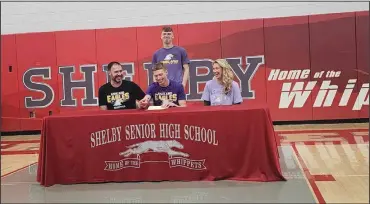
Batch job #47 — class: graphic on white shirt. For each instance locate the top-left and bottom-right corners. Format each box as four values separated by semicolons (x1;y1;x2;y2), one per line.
211;90;231;105
164;54;174;60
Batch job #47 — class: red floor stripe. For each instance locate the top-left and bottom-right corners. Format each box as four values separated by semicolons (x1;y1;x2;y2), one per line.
1;150;39;155
275;128;368;134
1;161;38;178
313;175;336;182
1;143;18;149
1;140;40;144
292;144;326;204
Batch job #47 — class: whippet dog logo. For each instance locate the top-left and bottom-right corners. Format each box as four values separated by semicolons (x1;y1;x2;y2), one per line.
119;140;190;157
104;140;206;171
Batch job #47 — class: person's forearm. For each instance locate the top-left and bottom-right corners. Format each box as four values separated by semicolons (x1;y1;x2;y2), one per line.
143;94;151;101
182;65;189;87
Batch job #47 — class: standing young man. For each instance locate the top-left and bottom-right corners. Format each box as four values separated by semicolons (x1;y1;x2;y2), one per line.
139;62;186;109
152;26;190;88
98;61;146;110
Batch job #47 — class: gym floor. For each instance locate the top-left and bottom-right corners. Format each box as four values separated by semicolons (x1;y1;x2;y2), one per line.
1;122;368;203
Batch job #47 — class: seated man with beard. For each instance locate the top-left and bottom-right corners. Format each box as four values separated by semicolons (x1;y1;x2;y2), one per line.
139;62;186;109
98;61;146;110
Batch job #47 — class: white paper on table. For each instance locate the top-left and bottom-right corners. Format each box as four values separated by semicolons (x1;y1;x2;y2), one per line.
147;106;166;111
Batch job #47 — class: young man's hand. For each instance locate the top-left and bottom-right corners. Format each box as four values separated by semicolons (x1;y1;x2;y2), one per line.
161;100;178;108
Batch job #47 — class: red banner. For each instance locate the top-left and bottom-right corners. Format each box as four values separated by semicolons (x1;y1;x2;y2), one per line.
356;11;370;119
96;27;140;88
1;35;20;131
1;11;368;131
309;12;359;120
55;29;99;113
221;18;266;107
16;32;59;130
264;16;312;121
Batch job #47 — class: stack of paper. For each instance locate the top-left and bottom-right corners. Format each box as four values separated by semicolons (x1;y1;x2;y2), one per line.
147;106;166;111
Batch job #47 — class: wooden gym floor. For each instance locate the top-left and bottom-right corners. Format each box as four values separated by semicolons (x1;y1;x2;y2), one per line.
1;122;369;203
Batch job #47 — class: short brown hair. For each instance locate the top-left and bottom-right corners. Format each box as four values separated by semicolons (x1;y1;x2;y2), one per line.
162;26;173;32
152;62;167;71
107;61;121;71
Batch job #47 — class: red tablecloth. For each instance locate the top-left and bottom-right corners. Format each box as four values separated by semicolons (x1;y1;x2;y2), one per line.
37;104;286;187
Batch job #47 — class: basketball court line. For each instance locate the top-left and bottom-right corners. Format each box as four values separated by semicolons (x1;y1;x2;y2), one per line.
2;182;37;185
278;127;368;203
274;124;369;131
276;128;369;133
1;143;19;149
1;139;40;177
291;144;323;203
1;140;40;144
1;140;40;155
1;150;39;155
1;161;38;178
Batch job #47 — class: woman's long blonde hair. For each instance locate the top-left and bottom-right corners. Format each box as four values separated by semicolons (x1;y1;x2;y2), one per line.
213;59;234;95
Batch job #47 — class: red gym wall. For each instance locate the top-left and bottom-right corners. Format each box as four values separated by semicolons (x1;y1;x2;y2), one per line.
1;11;369;132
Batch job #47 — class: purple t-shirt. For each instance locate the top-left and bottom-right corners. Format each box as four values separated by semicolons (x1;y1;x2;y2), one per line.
201;79;243;106
146;80;186;106
152;46;190;84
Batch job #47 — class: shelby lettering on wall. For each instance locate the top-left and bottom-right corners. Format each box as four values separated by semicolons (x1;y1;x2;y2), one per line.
22;56;264;106
22;55;368;111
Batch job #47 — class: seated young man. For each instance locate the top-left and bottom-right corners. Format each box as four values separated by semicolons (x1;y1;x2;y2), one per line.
201;59;243;106
139;62;186;109
98;61;146;110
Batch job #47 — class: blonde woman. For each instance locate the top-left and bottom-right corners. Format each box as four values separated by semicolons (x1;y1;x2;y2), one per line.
201;59;243;106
